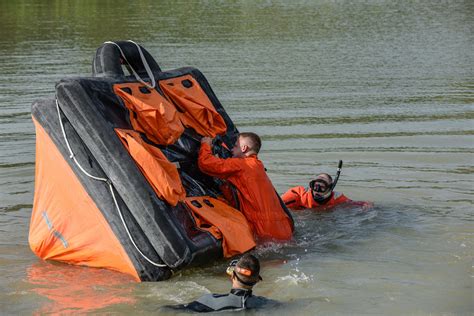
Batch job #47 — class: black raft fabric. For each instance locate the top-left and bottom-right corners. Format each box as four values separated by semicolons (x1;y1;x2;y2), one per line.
51;68;239;278
46;71;235;280
56;80;191;268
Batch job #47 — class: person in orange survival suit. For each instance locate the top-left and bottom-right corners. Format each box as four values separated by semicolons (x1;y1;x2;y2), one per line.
282;172;372;211
198;132;294;241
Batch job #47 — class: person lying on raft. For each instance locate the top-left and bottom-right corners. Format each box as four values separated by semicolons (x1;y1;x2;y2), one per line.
164;254;277;313
282;172;372;211
198;132;293;241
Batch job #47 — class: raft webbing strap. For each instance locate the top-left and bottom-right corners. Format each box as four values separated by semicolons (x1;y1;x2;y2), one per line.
42;211;69;248
55;99;167;268
104;40;156;89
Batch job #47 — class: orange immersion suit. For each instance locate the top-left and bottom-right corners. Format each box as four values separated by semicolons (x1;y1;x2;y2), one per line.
281;186;351;211
198;143;293;241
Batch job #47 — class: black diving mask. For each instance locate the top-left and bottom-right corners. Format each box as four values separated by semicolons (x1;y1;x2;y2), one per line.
309;161;343;204
311;180;329;193
309;179;332;203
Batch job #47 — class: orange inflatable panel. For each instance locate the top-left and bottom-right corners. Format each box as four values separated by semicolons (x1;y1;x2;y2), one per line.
185;196;256;257
115;128;186;206
30;119;139;280
160;75;227;137
114;83;184;145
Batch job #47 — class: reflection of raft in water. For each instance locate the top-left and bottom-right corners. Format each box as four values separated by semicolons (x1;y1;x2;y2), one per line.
29;41;292;281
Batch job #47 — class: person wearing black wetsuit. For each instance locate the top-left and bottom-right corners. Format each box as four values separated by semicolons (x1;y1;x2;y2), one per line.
164;254;277;313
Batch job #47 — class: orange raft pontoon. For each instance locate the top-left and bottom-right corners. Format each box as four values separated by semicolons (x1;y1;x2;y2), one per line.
29;40;293;281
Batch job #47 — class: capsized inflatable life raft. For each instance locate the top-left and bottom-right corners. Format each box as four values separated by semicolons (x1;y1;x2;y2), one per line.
29;40;293;281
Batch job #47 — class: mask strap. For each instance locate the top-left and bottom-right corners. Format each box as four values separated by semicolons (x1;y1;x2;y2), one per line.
233;271;258;287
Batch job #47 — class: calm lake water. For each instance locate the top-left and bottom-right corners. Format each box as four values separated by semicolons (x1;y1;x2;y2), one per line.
0;0;472;314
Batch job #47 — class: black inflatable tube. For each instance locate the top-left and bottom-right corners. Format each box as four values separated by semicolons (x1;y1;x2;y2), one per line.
93;41;161;78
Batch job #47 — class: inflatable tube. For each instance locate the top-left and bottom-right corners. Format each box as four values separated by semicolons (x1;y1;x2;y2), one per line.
29;41;292;281
93;40;161;79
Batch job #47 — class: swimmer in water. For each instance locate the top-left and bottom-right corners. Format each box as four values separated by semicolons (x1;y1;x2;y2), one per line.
164;254;278;312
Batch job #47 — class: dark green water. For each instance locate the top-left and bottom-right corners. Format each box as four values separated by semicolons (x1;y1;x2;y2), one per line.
0;0;472;314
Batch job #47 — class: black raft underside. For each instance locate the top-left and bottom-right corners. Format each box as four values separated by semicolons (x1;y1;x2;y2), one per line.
32;67;241;281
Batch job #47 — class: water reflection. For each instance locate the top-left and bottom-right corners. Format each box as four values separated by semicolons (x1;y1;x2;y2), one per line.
27;261;136;314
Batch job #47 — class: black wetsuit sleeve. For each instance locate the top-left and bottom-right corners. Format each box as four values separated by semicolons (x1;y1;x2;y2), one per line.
245;296;281;309
163;292;249;313
163;301;214;313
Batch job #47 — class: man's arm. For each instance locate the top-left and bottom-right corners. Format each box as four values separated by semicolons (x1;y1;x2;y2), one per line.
281;187;304;210
335;193;374;209
162;300;214;313
198;141;242;179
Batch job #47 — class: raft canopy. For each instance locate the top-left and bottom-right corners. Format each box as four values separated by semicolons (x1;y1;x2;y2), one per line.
29;40;261;281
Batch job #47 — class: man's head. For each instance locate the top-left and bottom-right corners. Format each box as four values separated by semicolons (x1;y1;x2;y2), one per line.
309;173;334;203
227;254;262;289
231;132;262;158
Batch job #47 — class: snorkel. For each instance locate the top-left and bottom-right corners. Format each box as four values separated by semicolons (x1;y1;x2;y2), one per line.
331;160;343;192
310;160;343;204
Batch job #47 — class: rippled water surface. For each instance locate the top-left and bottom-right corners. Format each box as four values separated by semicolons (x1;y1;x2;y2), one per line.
0;0;472;314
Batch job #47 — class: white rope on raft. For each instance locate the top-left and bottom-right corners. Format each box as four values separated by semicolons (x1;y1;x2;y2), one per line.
55;99;167;268
103;40;156;89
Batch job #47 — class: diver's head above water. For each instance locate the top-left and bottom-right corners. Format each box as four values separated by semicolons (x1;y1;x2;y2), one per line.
309;173;334;204
226;254;262;289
